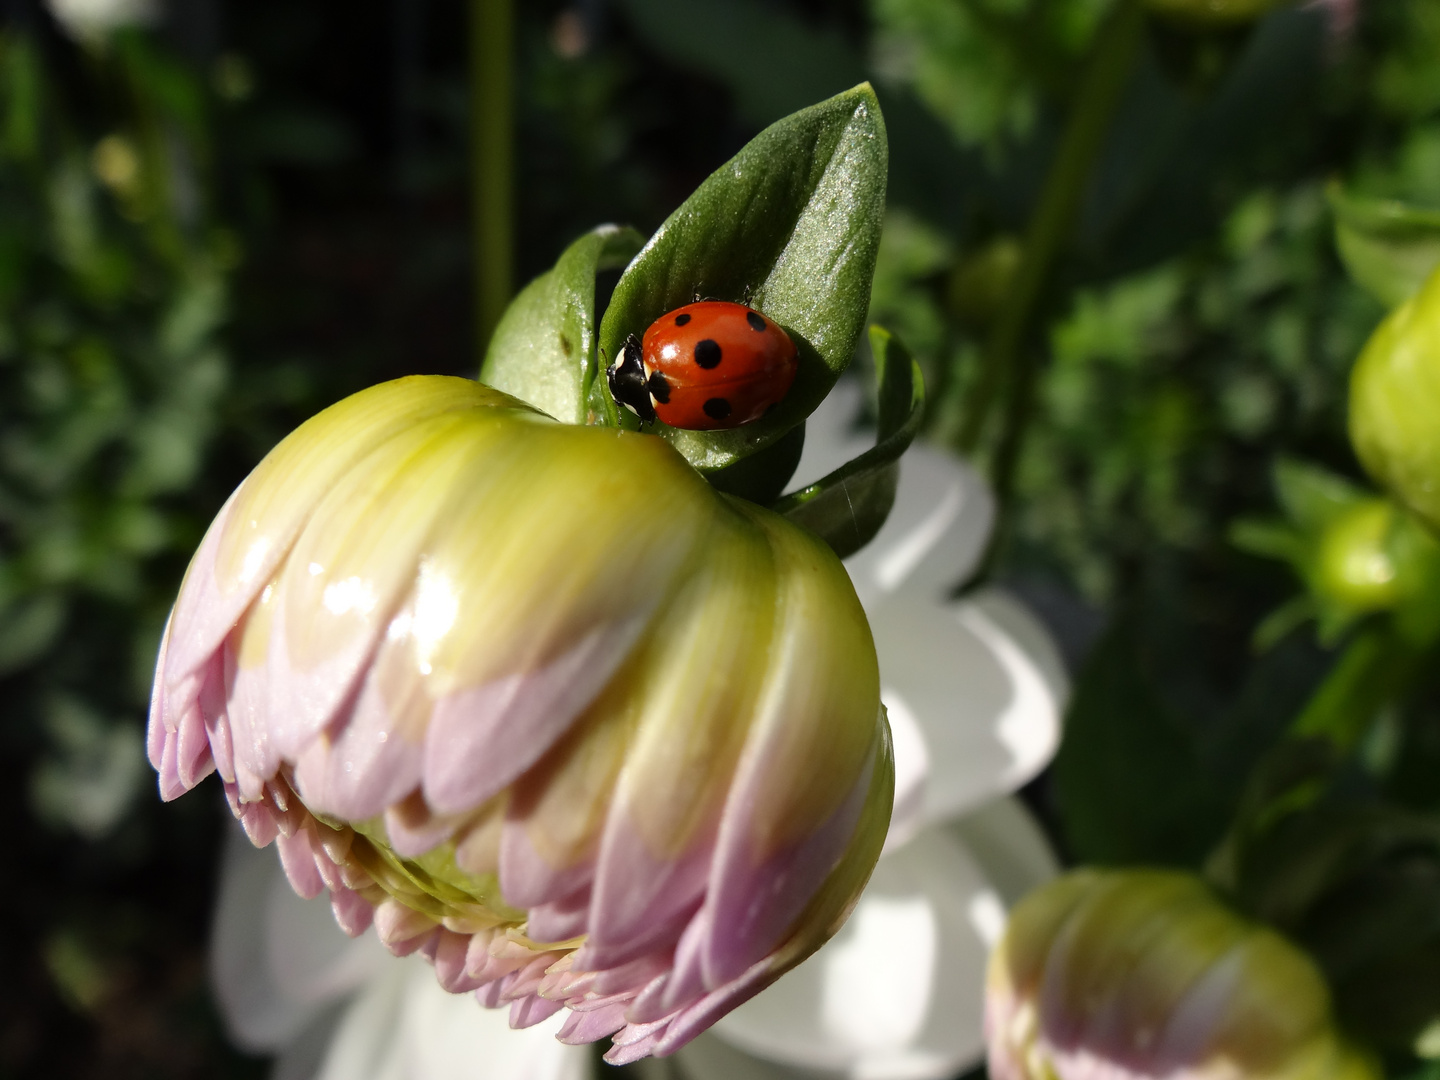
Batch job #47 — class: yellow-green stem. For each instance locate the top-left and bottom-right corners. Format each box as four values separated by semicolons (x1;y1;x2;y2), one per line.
471;0;513;358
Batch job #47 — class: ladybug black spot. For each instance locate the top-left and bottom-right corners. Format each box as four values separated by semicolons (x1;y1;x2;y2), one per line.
675;313;692;326
694;339;722;369
703;397;732;420
746;311;766;332
647;371;672;404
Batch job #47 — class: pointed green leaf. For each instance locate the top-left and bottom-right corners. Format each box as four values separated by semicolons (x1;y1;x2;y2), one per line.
597;84;888;471
771;325;923;558
481;224;645;423
1329;181;1440;310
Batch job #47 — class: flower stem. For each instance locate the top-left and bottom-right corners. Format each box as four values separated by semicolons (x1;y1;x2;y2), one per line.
470;0;514;358
956;0;1144;493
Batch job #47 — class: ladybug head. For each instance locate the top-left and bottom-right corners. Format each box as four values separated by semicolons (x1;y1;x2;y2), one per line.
606;334;657;425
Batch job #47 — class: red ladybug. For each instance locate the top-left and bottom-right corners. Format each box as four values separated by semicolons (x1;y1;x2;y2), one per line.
606;301;798;430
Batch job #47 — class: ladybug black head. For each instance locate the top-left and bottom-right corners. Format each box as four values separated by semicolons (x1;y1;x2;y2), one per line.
606;334;656;425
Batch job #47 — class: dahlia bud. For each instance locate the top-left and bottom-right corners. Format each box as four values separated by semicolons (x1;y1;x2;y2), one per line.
987;871;1378;1080
1351;264;1440;535
149;375;893;1062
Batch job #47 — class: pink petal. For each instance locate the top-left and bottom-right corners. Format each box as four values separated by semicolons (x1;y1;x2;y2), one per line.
699;739;877;988
157;729;186;801
383;790;467;858
329;886;375;937
276;828;325;899
373;898;439;955
584;809;709;969
499;823;594;911
422;617;645;816
146;616;173;768
604;1030;665;1066
557;1001;629;1044
163;494;258;687
526;888;592;945
510;994;566;1029
433;929;485;992
652;954;775;1057
289;665;423;822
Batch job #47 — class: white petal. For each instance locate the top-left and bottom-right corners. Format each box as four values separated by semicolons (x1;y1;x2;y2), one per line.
314;960;590;1080
788;385;995;610
689;800;1059;1080
787;381;870;492
210;822;390;1053
872;587;1067;843
705;827;994;1080
946;796;1061;908
843;449;993;611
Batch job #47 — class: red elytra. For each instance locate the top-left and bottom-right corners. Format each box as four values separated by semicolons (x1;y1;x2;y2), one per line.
635;301;799;430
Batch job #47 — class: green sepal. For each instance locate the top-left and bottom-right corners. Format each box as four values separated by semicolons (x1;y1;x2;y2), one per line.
771;325;923;558
1329;181;1440;311
708;423;806;505
597;83;888;473
480;224;646;424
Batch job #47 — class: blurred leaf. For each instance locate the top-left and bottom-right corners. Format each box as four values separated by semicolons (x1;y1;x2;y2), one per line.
30;696;146;839
598;83;888;473
1273;456;1367;533
1329;181;1440;310
1054;614;1230;864
773;325;924;557
481;224;644;424
1229;798;1440;1051
0;593;65;675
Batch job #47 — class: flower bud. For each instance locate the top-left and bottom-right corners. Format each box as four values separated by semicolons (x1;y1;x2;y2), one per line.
1313;498;1440;626
149;376;893;1062
1351;265;1440;535
987;870;1378;1080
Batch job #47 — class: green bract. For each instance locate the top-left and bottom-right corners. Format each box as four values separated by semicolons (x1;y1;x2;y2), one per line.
480;225;646;425
1329;183;1440;311
1350;264;1440;536
773;326;924;558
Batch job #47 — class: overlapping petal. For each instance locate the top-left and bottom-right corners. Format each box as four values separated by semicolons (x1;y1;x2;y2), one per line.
157;375;892;1059
986;871;1379;1080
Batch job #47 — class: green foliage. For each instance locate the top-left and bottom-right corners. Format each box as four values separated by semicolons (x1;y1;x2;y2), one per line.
0;28;233;836
870;0;1112;154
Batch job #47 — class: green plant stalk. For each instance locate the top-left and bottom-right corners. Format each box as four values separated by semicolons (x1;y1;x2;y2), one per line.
956;0;1144;474
471;0;514;358
1205;624;1435;894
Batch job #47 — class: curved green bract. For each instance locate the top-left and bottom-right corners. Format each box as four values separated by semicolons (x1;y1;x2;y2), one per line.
597;83;889;473
480;224;646;423
772;326;924;558
1329;182;1440;311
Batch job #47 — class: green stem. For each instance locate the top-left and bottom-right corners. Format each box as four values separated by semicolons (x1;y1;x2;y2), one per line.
471;0;514;360
956;0;1144;466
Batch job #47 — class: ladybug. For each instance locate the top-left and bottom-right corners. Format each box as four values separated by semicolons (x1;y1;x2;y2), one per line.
606;300;798;430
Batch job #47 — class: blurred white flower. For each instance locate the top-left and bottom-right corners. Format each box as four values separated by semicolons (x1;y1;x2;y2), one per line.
209;379;1068;1080
45;0;156;41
